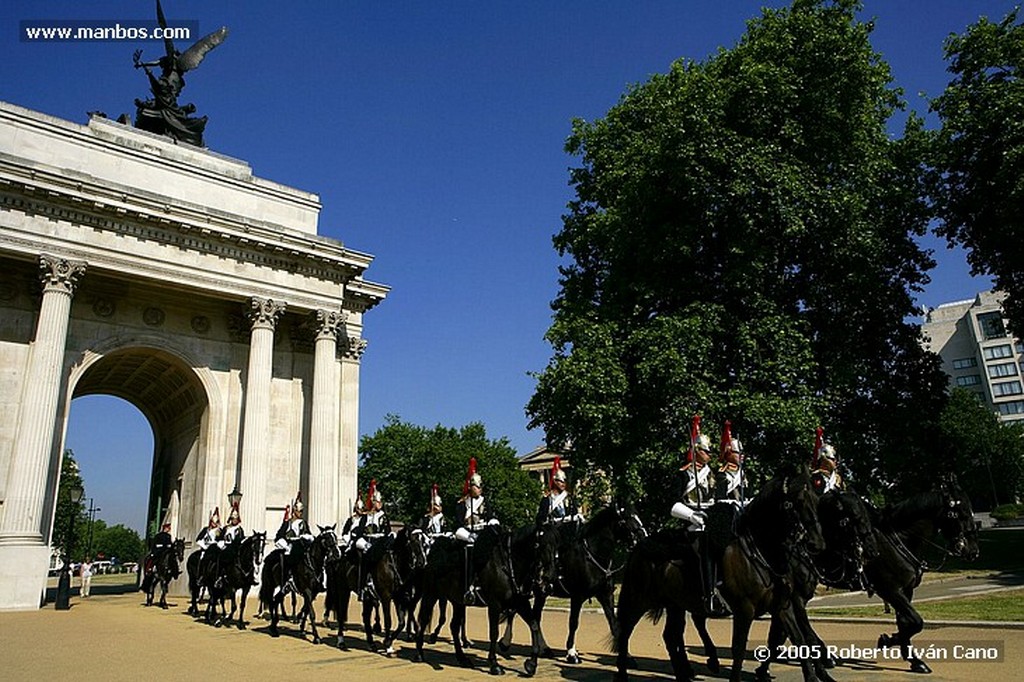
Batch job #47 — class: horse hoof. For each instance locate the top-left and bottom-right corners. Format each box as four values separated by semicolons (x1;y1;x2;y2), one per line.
238;622;246;630
270;630;280;638
428;633;438;645
524;659;537;677
313;636;322;645
878;634;892;648
707;656;721;674
489;664;505;675
910;660;932;674
566;653;580;665
413;652;423;663
754;667;772;682
498;641;511;655
825;654;838;669
462;638;474;648
457;654;472;667
338;641;348;651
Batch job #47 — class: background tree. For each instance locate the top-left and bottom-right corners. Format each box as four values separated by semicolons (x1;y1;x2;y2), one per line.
359;415;539;527
931;8;1024;339
53;449;85;558
528;0;947;520
939;388;1024;510
89;522;146;565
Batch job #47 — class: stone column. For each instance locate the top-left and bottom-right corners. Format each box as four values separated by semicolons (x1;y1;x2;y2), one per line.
0;255;85;610
238;297;285;533
308;309;342;526
338;323;367;525
1;255;86;540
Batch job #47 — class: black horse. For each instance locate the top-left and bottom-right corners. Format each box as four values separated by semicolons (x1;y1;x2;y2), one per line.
755;488;879;680
865;474;979;674
185;548;205;616
614;465;826;682
413;524;557;677
499;501;648;663
259;525;341;643
204;532;266;629
327;527;420;653
142;538;184;608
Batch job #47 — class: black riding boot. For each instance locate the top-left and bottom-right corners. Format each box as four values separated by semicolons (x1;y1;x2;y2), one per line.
463;545;477;605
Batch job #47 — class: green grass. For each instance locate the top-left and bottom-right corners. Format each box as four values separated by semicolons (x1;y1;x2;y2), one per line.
808;587;1024;622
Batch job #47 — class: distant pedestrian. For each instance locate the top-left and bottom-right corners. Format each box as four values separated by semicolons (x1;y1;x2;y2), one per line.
80;557;93;598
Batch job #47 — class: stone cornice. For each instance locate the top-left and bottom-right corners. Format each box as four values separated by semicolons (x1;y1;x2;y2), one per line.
0;170;372;282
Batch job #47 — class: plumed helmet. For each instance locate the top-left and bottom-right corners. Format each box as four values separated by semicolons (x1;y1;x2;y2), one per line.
463;457;481;495
209;507;220;527
470;472;483;487
161;522;171;532
371;488;382;503
820;443;837;461
365;479;378;508
551;455;566;487
696;433;712;452
431;483;442;508
730;438;743;454
353;498;364;513
229;501;241;523
553;468;567;483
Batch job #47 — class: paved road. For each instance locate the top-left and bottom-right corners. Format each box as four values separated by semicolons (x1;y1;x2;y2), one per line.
2;592;1022;681
808;571;1024;609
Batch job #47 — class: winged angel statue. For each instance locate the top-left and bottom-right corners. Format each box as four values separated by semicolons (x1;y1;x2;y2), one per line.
132;0;228;146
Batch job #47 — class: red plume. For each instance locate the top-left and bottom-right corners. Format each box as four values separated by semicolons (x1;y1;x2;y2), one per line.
366;479;377;509
688;414;702;463
431;483;439;505
720;420;732;456
812;426;824;469
463;457;477;496
550;455;561;490
283;504;290;522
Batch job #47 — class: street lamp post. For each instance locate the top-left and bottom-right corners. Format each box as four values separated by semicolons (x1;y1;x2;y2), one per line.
86;498;101;559
228;486;242;517
55;483;84;610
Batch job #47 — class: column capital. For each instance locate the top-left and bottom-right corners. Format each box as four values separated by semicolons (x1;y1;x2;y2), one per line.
38;254;87;296
246;297;286;330
314;309;345;342
343;336;368;360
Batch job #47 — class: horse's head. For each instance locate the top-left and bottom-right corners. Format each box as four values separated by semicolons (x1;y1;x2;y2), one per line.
610;499;648;547
173;538;185;562
316;525;342;563
531;525;559;596
820;491;878;565
405;528;430;571
779;466;825;555
249;531;267;567
938;474;979;561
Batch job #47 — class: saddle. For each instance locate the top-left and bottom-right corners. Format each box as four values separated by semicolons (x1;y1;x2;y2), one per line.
706;502;740;554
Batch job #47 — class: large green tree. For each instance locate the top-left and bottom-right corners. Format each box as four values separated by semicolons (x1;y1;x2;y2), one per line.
939;388;1024;510
88;521;145;564
528;0;946;519
931;8;1024;338
358;415;539;527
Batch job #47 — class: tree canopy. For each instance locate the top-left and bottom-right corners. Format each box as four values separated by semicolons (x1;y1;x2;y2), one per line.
358;415;540;527
528;0;948;517
931;8;1024;339
53;450;85;556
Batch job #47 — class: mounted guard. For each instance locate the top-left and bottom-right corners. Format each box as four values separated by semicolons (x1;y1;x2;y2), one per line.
195;507;222;583
274;491;320;593
352;479;391;601
454;457;499;604
419;483;447;538
716;420;747;503
536;455;582;526
810;426;844;494
341;498;365;547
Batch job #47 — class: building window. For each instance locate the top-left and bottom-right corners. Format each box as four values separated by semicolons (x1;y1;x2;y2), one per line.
984;344;1013;360
952;357;978;370
996;400;1024;416
988;362;1019;378
978;312;1008;340
956;375;982;386
992;380;1023;397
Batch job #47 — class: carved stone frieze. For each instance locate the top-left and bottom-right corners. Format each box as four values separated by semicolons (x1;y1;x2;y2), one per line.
190;315;211;333
142;306;165;326
92;298;115;317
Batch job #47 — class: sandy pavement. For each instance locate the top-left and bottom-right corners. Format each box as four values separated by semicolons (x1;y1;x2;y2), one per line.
2;592;1021;681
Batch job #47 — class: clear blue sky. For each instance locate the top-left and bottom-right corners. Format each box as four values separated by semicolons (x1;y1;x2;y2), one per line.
2;1;1008;533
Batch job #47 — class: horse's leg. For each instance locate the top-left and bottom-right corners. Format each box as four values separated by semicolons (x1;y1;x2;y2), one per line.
663;605;695;682
487;604;505;675
431;597;447;644
269;590;283;637
498;605;515;653
691;613;721;674
794;596;837;681
381;598;396;655
238;586;249;629
754;614;787;682
305;590;322;645
513;596;541;678
452;603;471;667
613;583;644;682
881;592;929;674
728;606;756;682
362;595;376;647
532;592;553;658
775;604;822;682
413;592;436;663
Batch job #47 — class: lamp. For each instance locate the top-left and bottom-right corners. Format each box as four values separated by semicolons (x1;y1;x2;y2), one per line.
55;484;84;610
228;486;242;508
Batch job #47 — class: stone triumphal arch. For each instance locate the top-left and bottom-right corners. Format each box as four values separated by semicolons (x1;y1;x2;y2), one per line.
0;102;388;609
